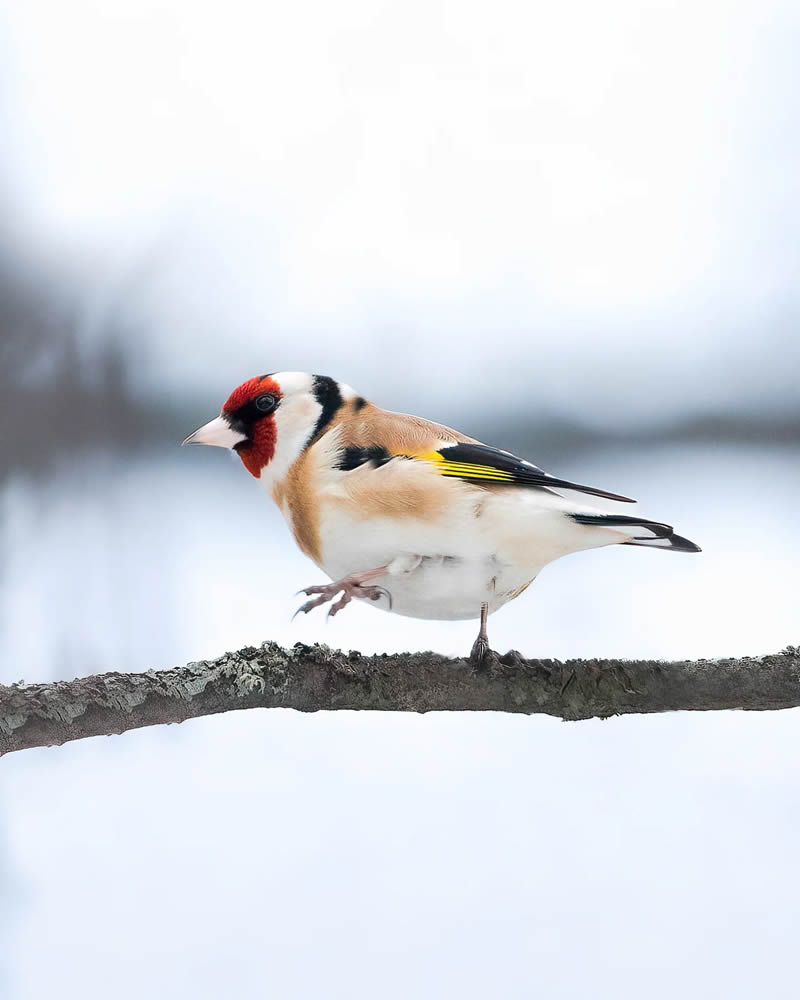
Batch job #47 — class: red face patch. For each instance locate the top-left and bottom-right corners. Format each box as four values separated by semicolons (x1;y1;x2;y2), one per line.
238;420;277;478
222;375;283;478
222;375;282;412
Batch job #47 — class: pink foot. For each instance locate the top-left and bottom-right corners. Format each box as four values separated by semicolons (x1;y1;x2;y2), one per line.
293;571;391;619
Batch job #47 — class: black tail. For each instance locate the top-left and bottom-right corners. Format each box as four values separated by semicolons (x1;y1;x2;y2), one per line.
569;513;702;552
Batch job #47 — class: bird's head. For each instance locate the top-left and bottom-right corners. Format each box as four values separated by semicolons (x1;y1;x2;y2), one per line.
182;372;349;478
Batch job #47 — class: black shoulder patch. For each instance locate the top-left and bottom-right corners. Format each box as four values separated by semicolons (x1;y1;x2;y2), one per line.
352;396;368;411
308;375;344;444
336;445;393;471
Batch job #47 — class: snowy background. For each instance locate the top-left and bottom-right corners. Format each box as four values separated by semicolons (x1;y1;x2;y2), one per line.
1;1;798;996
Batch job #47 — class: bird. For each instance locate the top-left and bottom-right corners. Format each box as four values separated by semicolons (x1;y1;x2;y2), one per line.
183;371;700;665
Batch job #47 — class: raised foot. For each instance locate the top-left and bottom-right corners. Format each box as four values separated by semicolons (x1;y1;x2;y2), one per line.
293;575;391;619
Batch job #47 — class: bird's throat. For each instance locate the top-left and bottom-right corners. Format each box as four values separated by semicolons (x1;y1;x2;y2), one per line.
236;417;277;477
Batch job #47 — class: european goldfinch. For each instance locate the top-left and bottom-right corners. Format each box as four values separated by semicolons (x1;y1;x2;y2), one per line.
184;372;700;663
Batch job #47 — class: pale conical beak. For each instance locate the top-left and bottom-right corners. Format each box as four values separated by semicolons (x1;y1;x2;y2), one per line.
182;415;247;449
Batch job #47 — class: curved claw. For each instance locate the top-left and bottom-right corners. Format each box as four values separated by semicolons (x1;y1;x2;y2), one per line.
372;586;393;610
292;592;336;620
294;585;332;598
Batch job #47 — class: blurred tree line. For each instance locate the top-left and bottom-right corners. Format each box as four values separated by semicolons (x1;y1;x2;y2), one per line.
2;225;798;487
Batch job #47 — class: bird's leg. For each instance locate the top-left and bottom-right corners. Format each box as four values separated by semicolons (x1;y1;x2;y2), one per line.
470;602;491;670
294;566;391;619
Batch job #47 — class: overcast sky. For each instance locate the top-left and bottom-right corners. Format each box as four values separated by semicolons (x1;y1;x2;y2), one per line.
1;0;798;427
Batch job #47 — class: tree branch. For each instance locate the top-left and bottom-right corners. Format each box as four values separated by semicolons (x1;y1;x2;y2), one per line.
1;642;799;756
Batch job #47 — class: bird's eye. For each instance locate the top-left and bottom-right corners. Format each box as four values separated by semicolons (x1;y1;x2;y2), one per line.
255;393;277;413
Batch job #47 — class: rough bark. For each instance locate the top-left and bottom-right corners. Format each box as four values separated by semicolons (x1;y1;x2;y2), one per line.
1;642;799;756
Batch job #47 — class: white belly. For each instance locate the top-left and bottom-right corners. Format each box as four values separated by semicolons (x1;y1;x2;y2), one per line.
287;473;624;622
313;499;539;620
354;555;535;621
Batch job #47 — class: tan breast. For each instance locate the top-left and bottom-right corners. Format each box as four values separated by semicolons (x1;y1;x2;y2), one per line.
271;447;324;564
271;398;480;565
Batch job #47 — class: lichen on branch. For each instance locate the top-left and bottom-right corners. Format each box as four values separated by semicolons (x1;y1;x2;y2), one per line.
1;643;799;756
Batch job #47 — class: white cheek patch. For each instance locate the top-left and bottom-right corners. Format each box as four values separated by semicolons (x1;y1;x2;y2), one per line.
261;395;323;485
293;396;319;425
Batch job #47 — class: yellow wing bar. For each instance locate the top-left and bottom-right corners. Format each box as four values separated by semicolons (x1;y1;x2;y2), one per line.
416;450;515;481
